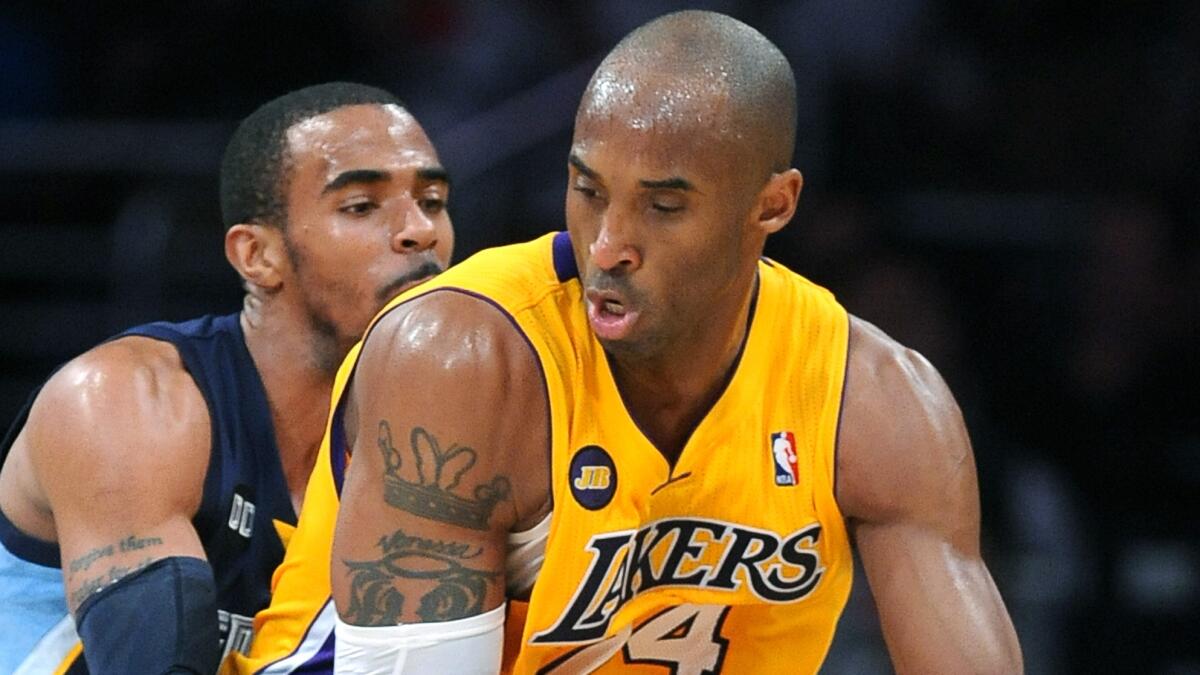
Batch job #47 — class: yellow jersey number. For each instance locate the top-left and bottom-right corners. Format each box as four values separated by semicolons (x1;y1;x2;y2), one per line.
538;604;731;674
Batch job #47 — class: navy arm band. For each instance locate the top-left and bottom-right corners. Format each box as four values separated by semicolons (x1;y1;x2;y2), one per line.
75;556;220;675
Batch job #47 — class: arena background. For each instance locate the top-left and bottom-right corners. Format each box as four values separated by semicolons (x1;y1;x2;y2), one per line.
1;2;1196;673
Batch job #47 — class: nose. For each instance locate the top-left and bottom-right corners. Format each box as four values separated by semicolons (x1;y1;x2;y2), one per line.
390;200;438;253
589;214;641;274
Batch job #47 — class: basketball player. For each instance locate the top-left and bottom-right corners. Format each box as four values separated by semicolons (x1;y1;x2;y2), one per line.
0;82;454;673
327;11;1022;674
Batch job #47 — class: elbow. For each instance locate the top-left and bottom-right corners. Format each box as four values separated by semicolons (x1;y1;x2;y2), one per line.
998;635;1025;675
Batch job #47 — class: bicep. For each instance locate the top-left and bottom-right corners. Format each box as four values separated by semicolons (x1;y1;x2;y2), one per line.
838;318;1021;673
332;417;510;627
25;345;210;612
331;293;549;627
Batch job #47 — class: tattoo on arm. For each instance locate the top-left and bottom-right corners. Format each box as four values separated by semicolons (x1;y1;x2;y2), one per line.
342;529;494;625
65;534;164;611
347;422;511;625
378;421;512;530
66;535;163;575
68;544;116;575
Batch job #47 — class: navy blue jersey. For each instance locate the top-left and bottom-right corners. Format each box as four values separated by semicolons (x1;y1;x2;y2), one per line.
0;313;298;672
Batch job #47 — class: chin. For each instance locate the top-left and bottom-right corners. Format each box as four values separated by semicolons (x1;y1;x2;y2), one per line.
597;331;666;364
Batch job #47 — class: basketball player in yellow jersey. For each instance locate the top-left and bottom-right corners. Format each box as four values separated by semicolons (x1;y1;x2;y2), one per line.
330;10;1023;674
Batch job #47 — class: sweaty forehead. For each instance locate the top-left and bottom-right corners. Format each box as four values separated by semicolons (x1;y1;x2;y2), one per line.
285;104;436;177
573;68;750;184
579;63;737;138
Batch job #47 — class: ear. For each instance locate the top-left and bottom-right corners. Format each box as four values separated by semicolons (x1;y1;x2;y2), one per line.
753;168;803;235
225;224;288;292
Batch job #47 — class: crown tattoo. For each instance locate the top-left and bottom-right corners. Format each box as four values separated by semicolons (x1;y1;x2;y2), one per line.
378;422;511;531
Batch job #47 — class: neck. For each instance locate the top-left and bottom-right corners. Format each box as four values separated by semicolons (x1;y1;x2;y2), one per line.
608;268;759;462
240;296;339;512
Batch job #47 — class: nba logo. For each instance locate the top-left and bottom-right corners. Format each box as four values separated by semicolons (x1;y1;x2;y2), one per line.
770;431;800;486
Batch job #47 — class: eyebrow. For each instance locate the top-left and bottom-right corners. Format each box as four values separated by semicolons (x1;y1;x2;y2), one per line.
638;176;695;191
568;153;598;180
322;169;390;194
569;153;695;192
321;166;451;195
416;166;451;186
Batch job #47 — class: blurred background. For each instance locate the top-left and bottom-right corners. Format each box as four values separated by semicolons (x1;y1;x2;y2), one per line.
0;1;1196;672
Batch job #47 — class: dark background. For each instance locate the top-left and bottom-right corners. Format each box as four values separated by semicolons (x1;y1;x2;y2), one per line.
1;2;1196;673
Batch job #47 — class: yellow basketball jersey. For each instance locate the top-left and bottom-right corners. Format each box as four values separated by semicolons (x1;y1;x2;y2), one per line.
235;230;851;674
226;335;533;674
378;231;854;674
225;255;539;673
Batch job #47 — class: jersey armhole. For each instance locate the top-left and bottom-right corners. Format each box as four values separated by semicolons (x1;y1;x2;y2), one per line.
506;513;550;598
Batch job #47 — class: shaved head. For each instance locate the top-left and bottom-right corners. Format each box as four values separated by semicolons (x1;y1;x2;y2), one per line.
577;10;797;177
565;12;805;368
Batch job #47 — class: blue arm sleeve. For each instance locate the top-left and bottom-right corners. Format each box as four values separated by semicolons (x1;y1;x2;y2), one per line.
75;556;220;675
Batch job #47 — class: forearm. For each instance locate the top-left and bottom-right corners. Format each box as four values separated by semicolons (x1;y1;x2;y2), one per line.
859;525;1023;674
75;556;220;674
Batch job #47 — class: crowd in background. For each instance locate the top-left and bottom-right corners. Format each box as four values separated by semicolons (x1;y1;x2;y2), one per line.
1;2;1196;672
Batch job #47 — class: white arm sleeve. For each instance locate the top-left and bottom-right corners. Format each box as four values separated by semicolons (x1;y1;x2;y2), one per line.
506;513;550;598
334;603;506;675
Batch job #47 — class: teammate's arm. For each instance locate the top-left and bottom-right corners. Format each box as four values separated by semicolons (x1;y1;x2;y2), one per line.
21;337;219;673
836;317;1023;674
331;291;549;672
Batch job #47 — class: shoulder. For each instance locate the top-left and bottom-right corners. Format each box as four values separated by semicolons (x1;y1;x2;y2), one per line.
359;288;545;387
347;289;552;527
25;336;211;512
350;289;550;442
37;336;208;426
835;316;973;525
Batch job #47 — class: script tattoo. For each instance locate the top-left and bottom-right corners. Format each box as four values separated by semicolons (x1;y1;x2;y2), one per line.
377;421;511;530
68;544;116;574
65;534;164;611
342;529;494;625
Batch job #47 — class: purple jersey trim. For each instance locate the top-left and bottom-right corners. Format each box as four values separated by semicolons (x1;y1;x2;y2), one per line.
552;231;578;282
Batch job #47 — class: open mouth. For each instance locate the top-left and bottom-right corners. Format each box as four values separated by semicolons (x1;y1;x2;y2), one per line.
601;298;626;316
585;289;640;341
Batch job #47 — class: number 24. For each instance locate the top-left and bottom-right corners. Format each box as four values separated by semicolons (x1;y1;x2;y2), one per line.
541;604;731;674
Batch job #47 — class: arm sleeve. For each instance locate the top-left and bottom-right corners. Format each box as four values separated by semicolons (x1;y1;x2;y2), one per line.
75;556;220;675
334;603;506;675
506;514;550;599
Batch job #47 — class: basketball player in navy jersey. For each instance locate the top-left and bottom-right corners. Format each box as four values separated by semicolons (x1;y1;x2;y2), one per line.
0;82;455;673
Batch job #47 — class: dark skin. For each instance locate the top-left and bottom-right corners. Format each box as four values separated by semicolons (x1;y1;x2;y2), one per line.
332;75;1021;674
0;103;454;614
331;292;552;625
564;93;790;459
839;318;1020;672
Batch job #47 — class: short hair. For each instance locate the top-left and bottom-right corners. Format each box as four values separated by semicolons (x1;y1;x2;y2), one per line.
219;82;404;230
582;11;796;174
